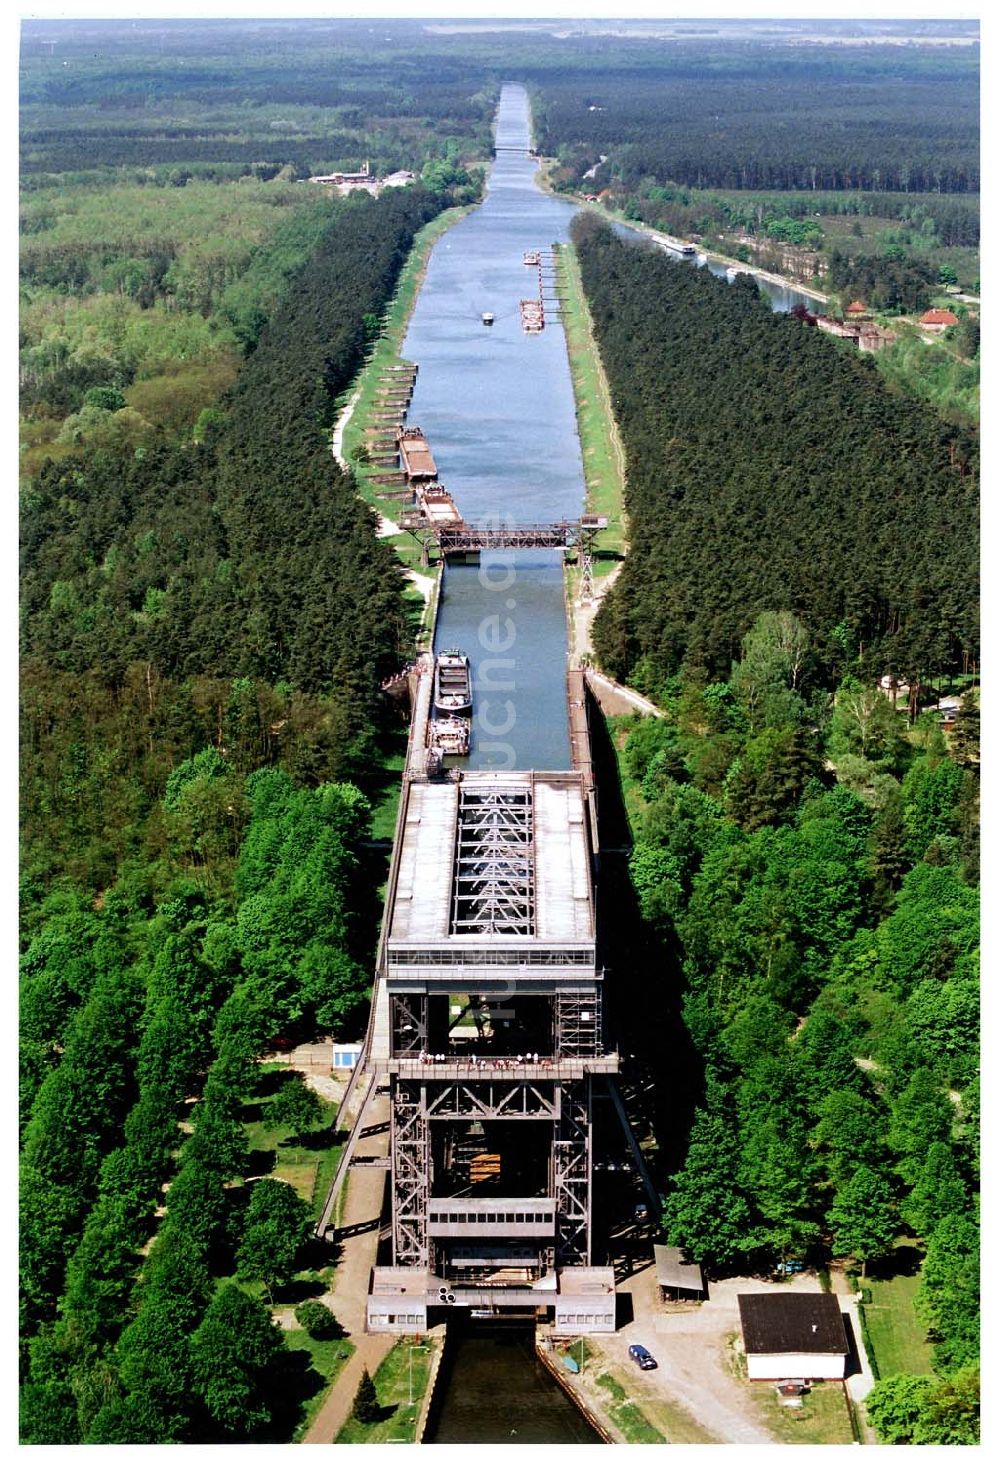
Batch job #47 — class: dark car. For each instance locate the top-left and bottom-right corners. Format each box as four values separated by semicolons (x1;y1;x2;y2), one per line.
632;1201;650;1224
628;1343;658;1371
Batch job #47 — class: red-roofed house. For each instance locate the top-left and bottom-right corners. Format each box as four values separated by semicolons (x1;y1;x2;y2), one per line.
920;308;960;332
845;300;868;320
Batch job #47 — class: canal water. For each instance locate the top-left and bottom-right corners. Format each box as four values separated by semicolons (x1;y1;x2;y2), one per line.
403;83;581;772
425;1325;602;1444
403;84;811;773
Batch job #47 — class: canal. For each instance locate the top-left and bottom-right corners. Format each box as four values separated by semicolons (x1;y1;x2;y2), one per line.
402;85;601;1439
395;84;810;1435
426;1323;602;1445
403;83;581;772
403;84;812;774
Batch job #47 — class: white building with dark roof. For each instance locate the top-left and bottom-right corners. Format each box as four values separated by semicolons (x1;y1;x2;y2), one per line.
737;1291;845;1379
738;1292;850;1380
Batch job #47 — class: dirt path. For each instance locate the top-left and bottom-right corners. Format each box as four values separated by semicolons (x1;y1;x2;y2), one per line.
303;1090;394;1443
570;562;623;665
405;569;434;603
330;384;362;470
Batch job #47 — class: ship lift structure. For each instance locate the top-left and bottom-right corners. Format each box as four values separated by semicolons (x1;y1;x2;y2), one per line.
313;662;659;1338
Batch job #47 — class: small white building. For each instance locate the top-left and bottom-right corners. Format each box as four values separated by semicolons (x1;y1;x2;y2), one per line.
331;1040;363;1070
738;1293;849;1380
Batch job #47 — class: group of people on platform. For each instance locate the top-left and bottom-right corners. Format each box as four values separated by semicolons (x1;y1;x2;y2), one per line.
415;1050;549;1068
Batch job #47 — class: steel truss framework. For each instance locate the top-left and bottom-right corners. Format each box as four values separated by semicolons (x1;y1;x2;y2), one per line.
389;1078;594;1267
451;785;535;936
425;1080;559;1120
391;1081;430;1267
553;1079;591;1267
391;993;428;1053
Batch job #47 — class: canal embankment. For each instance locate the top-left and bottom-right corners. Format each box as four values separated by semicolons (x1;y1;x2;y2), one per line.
329;201;474;646
552;234;629;664
554;239;627;552
536;161;828;308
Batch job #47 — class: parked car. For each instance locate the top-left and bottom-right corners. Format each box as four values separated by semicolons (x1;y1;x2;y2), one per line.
628;1343;658;1371
775;1260;805;1276
632;1201;650;1224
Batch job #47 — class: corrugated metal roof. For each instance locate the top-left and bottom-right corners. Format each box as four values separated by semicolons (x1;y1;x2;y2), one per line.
388;781;458;941
535;780;593;942
653;1244;704;1292
386;773;595;949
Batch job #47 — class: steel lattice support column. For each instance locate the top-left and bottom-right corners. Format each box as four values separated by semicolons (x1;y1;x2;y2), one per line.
391;1080;429;1267
553;1079;591;1266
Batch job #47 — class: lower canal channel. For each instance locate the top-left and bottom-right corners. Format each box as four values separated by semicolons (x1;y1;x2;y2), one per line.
425;1321;602;1444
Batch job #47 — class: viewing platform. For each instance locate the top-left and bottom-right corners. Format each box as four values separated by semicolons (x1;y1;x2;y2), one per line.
387;1055;620;1080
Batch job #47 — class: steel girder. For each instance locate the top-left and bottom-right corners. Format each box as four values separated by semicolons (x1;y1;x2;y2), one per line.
424;1080;558;1120
391;1081;429;1267
555;990;602;1057
553;1079;591;1267
391;993;428;1054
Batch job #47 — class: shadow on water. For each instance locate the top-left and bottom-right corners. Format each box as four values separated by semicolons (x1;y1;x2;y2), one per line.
424;1320;602;1444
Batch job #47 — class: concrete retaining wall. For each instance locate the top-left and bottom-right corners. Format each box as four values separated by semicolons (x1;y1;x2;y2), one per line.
584;668;664;720
415;1330;447;1442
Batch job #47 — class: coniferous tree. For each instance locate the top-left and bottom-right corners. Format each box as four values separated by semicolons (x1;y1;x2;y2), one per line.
352;1368;380;1425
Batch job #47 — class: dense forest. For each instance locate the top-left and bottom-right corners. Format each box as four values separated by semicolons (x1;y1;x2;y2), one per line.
19;19;497;182
21;184;446;903
576;214;978;1443
532;47;979;195
19;181;455;1440
611;657;979;1442
575;217;978;692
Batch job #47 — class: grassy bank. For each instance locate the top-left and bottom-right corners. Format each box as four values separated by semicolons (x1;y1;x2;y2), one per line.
288;1330;355;1442
859;1269;934;1379
243;1065;343;1219
335;1338;438;1443
596;1372;666;1443
554;241;627;554
339;203;471;578
746;1381;855;1445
